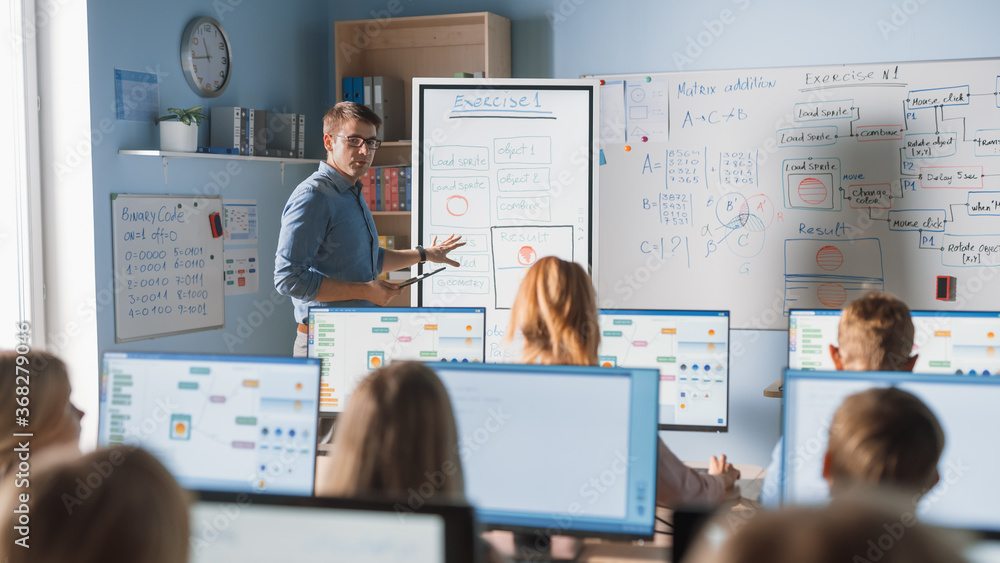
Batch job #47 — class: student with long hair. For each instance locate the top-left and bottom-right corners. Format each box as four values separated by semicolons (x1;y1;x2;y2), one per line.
507;256;740;507
0;350;84;486
315;361;465;500
2;447;190;563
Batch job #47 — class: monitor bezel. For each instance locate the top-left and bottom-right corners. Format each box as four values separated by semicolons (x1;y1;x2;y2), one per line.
599;308;731;433
192;490;478;563
98;351;323;496
430;361;661;541
307;306;488;418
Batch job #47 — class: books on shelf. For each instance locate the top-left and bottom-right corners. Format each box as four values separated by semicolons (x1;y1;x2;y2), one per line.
360;166;412;212
377;235;395;280
208;107;307;158
341;75;405;141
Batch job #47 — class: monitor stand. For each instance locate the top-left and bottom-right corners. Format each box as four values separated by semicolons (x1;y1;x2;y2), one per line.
511;531;583;562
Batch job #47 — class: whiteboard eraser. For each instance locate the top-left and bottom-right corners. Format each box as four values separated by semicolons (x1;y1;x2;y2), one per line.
209;212;223;238
936;275;955;301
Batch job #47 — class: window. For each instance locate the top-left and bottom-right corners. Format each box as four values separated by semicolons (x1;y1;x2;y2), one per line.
0;0;44;349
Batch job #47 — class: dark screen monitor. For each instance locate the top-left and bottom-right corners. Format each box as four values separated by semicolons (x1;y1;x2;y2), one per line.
98;352;321;496
190;491;476;563
598;309;730;431
788;309;1000;375
308;306;486;413
782;369;1000;534
429;362;659;541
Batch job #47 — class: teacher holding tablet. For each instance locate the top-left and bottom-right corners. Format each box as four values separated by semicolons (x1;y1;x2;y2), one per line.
275;102;464;357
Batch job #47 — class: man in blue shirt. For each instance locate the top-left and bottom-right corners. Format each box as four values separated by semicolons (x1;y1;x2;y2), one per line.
275;102;463;356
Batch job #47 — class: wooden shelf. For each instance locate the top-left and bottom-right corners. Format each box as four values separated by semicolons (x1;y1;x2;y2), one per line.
335;11;510;307
118;150;320;184
334;12;510;142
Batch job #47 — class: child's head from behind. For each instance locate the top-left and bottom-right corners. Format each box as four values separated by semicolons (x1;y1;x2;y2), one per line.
0;350;84;477
507;256;598;366
824;387;944;500
5;447;190;563
833;292;916;372
686;500;964;563
320;361;464;500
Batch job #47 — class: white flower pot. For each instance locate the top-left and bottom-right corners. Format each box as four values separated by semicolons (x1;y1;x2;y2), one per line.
159;120;198;153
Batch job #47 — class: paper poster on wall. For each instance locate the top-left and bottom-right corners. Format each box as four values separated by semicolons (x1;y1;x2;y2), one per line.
223;199;258;245
224;247;259;295
114;69;159;122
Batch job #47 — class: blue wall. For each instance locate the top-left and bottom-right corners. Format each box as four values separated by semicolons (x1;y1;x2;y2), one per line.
87;0;328;358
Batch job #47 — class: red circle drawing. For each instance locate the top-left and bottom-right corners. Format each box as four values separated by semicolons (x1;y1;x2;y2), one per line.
816;245;844;271
446;195;469;216
817;283;847;308
739;194;775;232
798;177;828;205
517;246;537;266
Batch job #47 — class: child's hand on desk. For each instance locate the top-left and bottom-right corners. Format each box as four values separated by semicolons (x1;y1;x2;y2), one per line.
709;454;741;490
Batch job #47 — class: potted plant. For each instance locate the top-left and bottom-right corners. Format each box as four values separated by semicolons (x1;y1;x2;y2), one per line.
155;106;208;153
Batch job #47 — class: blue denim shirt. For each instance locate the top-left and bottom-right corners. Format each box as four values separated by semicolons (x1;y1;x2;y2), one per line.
275;161;384;323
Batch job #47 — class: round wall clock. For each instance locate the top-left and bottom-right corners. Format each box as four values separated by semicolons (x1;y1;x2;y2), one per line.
180;16;231;97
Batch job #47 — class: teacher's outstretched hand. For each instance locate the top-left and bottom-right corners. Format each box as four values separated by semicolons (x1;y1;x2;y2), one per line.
425;234;465;267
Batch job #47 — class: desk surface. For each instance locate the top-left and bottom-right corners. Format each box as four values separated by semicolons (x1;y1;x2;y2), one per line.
764;377;783;398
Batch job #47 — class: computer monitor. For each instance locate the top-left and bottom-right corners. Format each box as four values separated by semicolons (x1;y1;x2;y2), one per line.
429;362;659;541
98;352;321;496
788;309;1000;375
308;307;486;413
782;369;1000;533
598;309;730;431
190;491;476;563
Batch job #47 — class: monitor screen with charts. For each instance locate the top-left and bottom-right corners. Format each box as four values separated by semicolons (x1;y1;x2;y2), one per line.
598;309;729;431
98;352;321;496
308;307;486;413
429;362;660;540
782;369;1000;533
190;492;476;563
788;309;1000;375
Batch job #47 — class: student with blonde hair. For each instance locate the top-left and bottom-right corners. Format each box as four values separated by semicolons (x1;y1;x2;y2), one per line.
507;256;740;508
315;361;465;500
2;447;190;563
824;387;944;500
830;291;917;372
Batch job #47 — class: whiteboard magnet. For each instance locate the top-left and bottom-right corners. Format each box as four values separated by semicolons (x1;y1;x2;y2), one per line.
624;145;631;152
599;79;605;85
644;76;651;82
936;275;955;301
209;212;223;238
641;136;648;142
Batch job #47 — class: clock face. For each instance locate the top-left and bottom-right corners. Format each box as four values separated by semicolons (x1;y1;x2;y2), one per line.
181;17;231;97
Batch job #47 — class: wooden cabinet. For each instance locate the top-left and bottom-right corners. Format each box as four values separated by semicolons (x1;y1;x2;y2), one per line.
333;12;511;305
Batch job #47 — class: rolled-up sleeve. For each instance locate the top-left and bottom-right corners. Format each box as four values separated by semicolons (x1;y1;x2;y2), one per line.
275;187;329;302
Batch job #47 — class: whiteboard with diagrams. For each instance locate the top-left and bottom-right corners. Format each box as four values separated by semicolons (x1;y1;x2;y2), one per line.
413;79;598;360
590;59;1000;329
